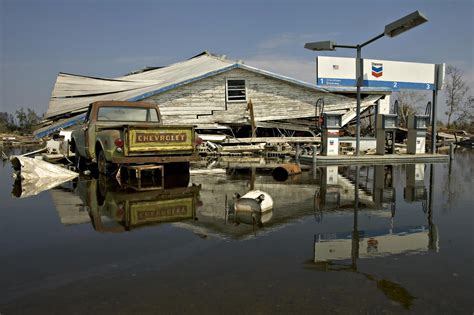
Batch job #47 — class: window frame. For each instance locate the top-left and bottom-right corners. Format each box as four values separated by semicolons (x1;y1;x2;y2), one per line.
96;106;160;123
226;78;247;103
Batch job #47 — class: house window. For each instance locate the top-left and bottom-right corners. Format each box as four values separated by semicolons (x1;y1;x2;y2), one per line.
226;79;246;102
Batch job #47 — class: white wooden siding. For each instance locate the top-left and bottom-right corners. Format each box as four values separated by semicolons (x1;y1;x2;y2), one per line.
146;68;378;126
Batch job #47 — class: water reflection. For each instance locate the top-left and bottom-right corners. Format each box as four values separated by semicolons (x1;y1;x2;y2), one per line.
404;164;428;204
313;164;438;262
79;176;200;232
373;165;396;213
1;151;472;313
227;190;274;235
48;159;441;246
309;163;439;309
50;159;322;238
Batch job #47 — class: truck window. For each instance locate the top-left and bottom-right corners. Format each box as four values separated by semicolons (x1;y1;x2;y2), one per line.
97;107;160;122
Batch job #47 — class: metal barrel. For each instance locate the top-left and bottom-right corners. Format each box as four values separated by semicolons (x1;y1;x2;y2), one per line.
272;163;302;182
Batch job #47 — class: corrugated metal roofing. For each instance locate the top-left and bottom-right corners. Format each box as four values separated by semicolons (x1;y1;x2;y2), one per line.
47;52;396;121
46;52;339;119
35;113;87;139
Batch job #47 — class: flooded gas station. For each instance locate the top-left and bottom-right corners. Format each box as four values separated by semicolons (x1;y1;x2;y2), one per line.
0;148;473;314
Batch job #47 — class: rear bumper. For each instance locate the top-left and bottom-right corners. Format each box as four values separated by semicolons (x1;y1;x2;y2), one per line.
112;153;199;164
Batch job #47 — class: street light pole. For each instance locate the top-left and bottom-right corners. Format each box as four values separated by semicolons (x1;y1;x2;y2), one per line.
356;45;362;156
332;38;381;156
305;11;428;156
354;32;384;156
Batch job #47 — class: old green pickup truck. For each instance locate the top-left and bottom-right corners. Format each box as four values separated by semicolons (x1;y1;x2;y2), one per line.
71;101;199;174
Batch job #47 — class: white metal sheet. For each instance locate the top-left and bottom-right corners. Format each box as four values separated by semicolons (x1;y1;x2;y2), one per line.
317;56;443;90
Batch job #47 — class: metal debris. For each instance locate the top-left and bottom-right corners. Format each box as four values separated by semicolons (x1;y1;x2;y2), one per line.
10;156;78;198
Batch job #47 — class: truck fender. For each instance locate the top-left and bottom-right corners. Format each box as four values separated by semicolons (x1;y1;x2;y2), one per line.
96;130;121;161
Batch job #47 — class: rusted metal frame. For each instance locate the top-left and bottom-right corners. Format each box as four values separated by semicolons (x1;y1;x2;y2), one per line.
121;164;165;191
112;153;199;164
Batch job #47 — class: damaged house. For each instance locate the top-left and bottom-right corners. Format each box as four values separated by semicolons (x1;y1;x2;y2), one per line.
35;51;390;138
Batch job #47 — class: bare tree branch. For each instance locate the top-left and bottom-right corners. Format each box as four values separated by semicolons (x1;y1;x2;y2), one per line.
445;65;469;128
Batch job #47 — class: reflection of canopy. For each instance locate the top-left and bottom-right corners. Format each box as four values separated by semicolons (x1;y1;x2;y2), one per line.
314;226;429;262
50;189;89;225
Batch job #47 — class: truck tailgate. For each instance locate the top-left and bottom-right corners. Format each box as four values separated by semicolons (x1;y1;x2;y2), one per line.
126;126;194;154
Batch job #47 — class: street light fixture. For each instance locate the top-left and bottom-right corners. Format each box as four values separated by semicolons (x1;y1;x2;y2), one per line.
384;10;428;38
305;10;428;156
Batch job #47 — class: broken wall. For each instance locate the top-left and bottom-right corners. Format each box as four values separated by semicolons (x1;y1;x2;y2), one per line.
145;68;355;126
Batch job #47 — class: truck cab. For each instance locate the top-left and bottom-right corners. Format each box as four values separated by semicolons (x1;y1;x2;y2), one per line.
71;101;199;174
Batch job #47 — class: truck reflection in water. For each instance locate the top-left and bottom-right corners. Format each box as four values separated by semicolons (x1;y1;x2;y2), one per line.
75;175;201;232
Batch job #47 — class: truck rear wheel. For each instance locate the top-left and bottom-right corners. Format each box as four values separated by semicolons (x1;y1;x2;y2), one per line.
97;149;114;175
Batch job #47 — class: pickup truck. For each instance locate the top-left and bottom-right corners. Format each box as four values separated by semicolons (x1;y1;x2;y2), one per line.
71;101;199;175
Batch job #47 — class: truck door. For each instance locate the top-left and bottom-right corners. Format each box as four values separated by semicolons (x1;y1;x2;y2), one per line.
75;106;92;158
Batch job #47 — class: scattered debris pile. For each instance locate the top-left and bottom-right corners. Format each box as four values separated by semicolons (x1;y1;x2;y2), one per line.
0;133;43;147
10;155;78;198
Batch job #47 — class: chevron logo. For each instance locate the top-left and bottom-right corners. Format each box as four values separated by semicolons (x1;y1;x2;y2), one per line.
372;62;383;78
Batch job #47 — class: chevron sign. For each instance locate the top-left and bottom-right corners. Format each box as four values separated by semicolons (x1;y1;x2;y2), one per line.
316;56;443;91
371;63;383;78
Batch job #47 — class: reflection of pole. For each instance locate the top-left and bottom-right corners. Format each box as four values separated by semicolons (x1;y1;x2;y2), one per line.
351;166;360;270
250;167;256;191
431;88;438;153
428;164;437;251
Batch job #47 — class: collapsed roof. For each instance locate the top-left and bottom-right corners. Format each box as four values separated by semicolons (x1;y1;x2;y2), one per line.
47;51;335;119
37;51;388;138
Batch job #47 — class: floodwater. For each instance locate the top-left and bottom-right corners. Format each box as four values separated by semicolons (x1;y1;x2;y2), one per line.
0;149;473;314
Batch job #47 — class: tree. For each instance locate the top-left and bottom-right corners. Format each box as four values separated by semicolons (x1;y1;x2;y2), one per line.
15;108;27;129
459;95;473;122
444;65;469;128
14;108;41;133
393;90;427;128
0;112;16;132
26;108;41;129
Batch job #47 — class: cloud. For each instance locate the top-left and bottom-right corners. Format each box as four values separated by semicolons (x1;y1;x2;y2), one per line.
246;32;343;84
243;54;316;84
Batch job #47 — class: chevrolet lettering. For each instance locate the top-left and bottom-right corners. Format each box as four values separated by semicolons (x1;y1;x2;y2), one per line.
136;133;187;143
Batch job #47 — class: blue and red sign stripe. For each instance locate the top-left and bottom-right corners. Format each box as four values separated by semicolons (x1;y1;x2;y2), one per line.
317;77;436;91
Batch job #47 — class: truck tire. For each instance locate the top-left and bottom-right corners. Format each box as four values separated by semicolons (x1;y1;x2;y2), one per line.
97;149;114;175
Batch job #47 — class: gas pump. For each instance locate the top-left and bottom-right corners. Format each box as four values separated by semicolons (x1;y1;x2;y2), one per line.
321;113;342;156
404;164;427;202
407;115;429;154
373;165;396;213
315;166;341;212
376;114;398;155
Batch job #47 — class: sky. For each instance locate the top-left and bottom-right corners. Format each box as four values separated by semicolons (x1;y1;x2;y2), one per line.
1;0;473;118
